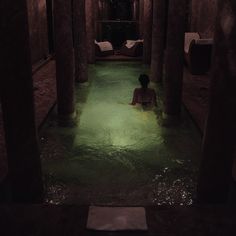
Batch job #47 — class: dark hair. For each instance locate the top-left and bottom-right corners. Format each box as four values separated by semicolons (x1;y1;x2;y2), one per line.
139;74;150;88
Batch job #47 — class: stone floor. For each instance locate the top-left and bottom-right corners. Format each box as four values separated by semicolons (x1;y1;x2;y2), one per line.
0;205;236;235
40;62;201;206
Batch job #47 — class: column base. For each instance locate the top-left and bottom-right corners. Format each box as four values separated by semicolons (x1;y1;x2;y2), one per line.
58;111;77;127
161;112;181;126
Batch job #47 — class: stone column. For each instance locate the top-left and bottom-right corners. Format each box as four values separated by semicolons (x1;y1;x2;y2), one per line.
97;0;103;41
164;0;187;116
86;0;96;64
143;0;153;64
132;0;139;21
150;0;167;83
197;0;236;203
54;0;75;123
73;0;88;83
94;0;99;40
0;0;43;202
139;0;144;38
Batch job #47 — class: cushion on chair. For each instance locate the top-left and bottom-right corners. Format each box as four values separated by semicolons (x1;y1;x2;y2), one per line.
120;39;143;57
184;35;213;75
195;38;214;45
184;32;200;53
95;40;114;57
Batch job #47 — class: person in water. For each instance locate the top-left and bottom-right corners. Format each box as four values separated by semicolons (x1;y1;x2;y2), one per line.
130;74;157;107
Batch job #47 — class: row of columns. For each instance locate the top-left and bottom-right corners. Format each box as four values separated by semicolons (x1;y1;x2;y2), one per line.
0;0;94;202
144;0;186;116
150;0;236;203
53;0;96;122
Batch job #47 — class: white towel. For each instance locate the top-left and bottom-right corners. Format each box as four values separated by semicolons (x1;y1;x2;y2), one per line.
125;39;143;49
95;41;113;52
126;40;137;49
184;32;200;53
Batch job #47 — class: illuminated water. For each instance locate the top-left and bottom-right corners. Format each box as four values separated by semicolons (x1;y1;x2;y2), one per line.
40;62;201;205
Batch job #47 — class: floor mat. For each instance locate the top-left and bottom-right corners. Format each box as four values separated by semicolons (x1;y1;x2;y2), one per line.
86;206;148;231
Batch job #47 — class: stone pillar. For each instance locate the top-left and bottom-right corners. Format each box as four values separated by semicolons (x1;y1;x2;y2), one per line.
94;0;99;40
164;0;187;116
73;0;88;83
143;0;153;64
86;0;96;64
54;0;75;123
197;0;236;203
132;0;139;21
0;0;43;202
150;0;167;83
97;0;103;41
139;0;144;38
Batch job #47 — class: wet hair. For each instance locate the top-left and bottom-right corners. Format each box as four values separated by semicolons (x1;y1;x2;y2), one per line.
139;74;150;89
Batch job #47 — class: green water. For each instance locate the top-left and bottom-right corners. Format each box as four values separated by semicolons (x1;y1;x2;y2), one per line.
40;62;201;205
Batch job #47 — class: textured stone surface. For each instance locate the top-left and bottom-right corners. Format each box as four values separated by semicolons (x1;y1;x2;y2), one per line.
139;0;144;38
0;0;43;202
73;0;88;83
86;0;96;64
33;60;57;127
190;0;218;37
197;0;236;203
150;0;167;82
54;0;75;118
143;0;153;64
27;0;49;63
164;0;187;115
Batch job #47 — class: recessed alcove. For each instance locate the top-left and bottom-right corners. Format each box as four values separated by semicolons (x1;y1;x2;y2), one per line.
96;0;141;58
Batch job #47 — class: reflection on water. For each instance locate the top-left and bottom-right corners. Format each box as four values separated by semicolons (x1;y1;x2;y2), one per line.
40;62;201;206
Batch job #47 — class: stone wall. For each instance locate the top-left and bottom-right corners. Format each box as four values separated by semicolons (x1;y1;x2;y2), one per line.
0;105;8;182
190;0;218;38
27;0;49;64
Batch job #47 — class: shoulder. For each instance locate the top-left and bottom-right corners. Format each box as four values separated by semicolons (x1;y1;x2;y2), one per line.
148;88;156;94
134;88;141;93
